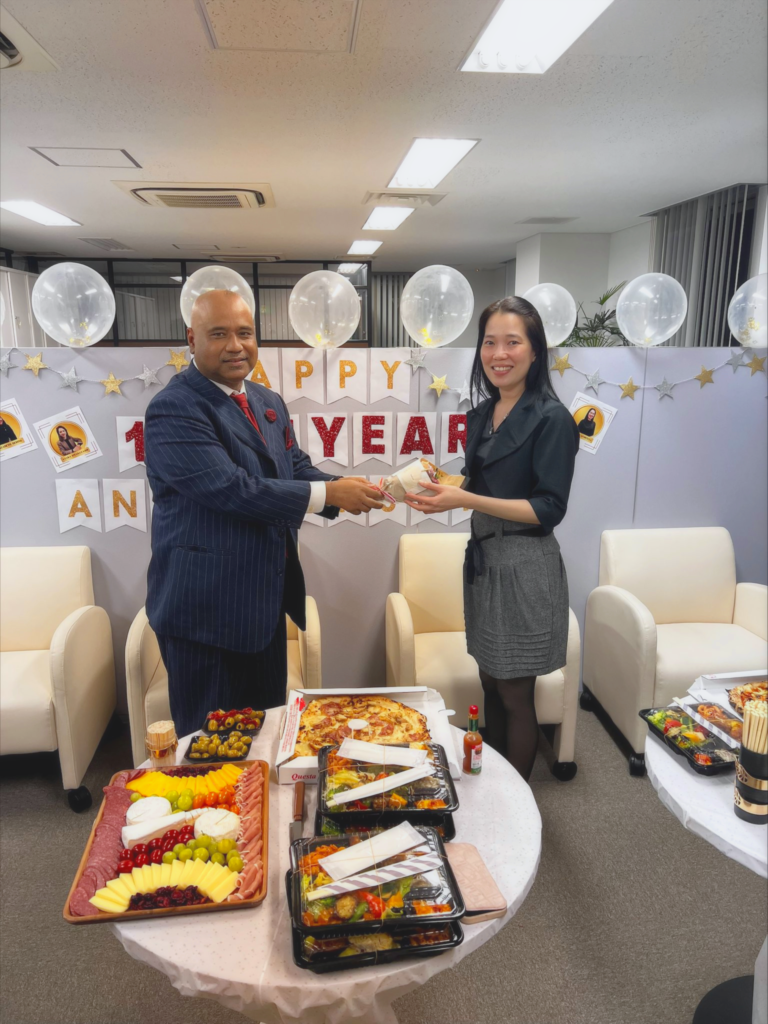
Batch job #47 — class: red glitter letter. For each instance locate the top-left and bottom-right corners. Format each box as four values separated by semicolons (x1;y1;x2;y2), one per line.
361;415;385;455
400;415;434;456
125;420;145;463
447;414;467;454
311;416;346;459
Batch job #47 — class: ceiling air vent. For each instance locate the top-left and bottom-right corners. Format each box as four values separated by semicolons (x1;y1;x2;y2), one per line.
113;181;275;209
0;6;58;71
516;217;577;225
80;237;134;251
363;190;446;208
204;253;282;263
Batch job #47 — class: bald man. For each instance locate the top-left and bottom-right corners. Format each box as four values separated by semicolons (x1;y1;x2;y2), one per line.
144;290;383;734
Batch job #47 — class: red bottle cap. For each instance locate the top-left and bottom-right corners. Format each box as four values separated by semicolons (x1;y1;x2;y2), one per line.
469;705;479;716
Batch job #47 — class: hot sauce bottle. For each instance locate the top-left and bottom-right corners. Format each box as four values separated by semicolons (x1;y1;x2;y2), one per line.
463;704;483;775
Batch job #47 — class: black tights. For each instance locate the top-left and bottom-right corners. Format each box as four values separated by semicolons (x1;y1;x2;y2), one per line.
480;671;538;781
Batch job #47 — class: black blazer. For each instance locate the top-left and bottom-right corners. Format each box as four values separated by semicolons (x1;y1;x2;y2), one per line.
463;391;579;535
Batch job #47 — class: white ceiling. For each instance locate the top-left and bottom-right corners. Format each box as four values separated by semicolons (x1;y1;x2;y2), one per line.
0;0;766;271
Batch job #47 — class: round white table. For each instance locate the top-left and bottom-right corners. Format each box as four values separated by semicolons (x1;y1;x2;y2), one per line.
112;710;542;1024
646;732;767;1024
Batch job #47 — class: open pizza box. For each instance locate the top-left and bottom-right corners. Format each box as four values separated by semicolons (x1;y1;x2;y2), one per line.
687;668;768;718
275;687;462;785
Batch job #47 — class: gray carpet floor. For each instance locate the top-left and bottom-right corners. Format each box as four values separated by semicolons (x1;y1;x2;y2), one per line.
1;709;766;1024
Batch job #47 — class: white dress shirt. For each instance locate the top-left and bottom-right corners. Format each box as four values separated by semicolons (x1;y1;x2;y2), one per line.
192;359;326;514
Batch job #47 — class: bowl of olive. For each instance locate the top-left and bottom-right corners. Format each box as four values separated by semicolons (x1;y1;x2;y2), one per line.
183;730;254;763
202;708;265;734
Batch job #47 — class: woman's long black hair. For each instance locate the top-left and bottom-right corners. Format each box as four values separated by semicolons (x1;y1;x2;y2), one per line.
469;296;561;407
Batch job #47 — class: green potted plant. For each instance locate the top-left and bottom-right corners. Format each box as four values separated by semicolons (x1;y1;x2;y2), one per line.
565;283;629;346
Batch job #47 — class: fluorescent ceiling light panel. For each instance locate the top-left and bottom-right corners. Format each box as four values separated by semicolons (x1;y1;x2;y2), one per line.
362;207;414;231
388;139;478;189
0;200;81;226
348;240;382;255
460;0;616;74
338;263;363;274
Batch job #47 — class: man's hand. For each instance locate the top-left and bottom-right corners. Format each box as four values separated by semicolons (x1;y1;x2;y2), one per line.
326;477;385;515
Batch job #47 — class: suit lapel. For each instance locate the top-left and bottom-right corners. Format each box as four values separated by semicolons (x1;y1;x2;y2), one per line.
183;362;274;463
482;390;543;468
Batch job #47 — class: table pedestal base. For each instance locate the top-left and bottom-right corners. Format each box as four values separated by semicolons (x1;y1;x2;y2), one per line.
692;976;754;1024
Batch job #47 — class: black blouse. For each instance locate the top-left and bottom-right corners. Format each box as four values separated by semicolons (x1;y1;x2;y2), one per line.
462;391;579;535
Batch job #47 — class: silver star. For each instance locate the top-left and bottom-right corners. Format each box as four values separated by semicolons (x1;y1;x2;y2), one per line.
654;377;675;400
137;364;161;388
58;366;83;391
725;349;745;373
404;347;428;373
0;349;14;377
458;378;472;404
584;369;606;395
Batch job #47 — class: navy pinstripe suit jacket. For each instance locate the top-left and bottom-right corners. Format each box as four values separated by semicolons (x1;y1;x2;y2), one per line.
144;360;336;653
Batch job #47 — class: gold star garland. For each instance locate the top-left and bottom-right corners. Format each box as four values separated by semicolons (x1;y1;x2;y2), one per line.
100;372;124;396
166;348;190;373
694;366;715;388
22;353;48;377
428;373;451;398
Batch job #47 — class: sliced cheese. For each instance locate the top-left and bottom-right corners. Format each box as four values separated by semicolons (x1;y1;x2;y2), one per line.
141;864;154;891
121;807;208;848
178;859;197;887
89;894;128;914
208;870;240;903
150;863;163;889
106;877;132;901
160;863;173;887
197;861;221;895
92;885;128;908
170;859;185;887
119;872;138;896
131;866;144;889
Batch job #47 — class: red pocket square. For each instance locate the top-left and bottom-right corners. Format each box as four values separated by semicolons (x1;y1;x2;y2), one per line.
265;408;277;423
285;426;294;450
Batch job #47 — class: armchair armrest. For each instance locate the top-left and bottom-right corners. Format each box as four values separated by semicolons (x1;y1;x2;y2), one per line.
299;596;322;689
733;582;768;641
50;606;116;790
385;593;415;688
552;608;581;763
583;585;657;755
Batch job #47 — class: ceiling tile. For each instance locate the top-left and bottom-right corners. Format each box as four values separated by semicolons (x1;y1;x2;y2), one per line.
200;0;360;52
30;147;141;168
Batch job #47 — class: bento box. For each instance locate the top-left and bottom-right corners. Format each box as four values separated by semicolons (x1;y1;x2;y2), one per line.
640;706;738;775
315;811;457;843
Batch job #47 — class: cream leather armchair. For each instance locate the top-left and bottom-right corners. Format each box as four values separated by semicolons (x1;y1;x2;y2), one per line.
0;546;116;810
126;600;322;767
386;533;581;780
582;527;768;775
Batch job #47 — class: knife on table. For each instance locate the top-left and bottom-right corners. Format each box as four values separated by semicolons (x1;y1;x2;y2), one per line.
289;782;304;845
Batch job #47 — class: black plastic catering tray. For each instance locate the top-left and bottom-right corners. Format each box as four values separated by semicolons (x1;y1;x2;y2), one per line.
182;733;254;763
285;871;463;973
315;810;457;843
640;706;738;776
289;825;464;937
317;741;459;823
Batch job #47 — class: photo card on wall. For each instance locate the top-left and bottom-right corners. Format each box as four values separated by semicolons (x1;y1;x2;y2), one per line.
568;391;617;455
33;406;102;473
0;398;38;463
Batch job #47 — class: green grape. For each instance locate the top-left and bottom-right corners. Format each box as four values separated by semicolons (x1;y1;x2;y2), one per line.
170;801;180;813
165;790;179;804
210;852;226;866
227;855;243;873
186;838;198;850
217;838;235;855
162;851;178;864
129;792;143;803
173;843;187;855
178;848;193;862
226;848;239;862
192;848;210;862
195;835;212;849
181;788;194;800
177;794;193;812
207;841;219;856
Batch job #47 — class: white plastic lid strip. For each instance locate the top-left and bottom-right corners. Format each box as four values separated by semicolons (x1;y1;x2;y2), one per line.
336;737;429;768
306;853;443;901
318;821;423;881
326;764;437;808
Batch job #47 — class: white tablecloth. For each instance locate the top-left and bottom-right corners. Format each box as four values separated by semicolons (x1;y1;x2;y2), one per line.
112;710;542;1024
645;732;767;879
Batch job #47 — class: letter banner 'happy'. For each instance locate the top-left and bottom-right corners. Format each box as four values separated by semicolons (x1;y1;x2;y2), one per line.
281;349;324;403
395;412;436;466
249;348;281;393
352;412;393;466
439;412;467;465
56;478;102;533
103;478;148;533
307;413;349;467
369;348;412;406
326;349;368;405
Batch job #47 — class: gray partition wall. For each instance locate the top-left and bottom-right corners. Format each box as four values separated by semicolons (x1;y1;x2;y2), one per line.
1;345;765;708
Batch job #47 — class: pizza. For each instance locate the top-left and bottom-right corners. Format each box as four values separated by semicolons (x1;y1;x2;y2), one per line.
294;696;431;757
727;680;767;713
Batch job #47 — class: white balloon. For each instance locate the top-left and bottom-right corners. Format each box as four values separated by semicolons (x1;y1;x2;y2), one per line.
180;265;255;327
288;270;360;349
522;283;577;348
616;273;687;346
400;265;474;348
727;273;767;349
31;262;115;348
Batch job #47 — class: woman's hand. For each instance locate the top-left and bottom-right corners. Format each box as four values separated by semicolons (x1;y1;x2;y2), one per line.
404;482;469;514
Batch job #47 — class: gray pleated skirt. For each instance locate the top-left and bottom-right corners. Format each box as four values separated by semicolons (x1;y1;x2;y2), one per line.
463;511;569;678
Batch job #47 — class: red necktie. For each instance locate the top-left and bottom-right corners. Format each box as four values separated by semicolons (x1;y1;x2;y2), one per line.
231;392;265;441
